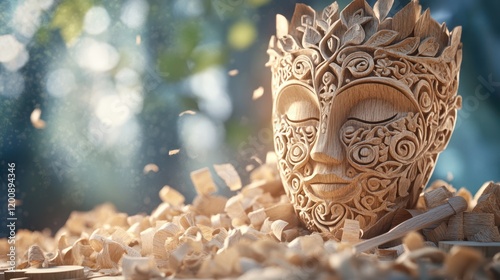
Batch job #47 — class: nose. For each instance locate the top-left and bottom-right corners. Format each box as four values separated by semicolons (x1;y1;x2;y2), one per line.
310;128;344;165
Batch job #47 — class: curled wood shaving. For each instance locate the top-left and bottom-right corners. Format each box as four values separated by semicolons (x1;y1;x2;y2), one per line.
30;108;46;129
122;255;163;280
179;110;196;116
28;245;46;268
213;163;242;191
445;246;485;279
143;163;159;174
271;220;289;241
403;231;425;252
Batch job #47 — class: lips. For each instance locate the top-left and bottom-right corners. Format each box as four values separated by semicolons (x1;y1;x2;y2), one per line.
305;174;354;200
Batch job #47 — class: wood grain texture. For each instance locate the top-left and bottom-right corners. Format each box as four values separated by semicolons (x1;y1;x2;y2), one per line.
267;0;463;239
354;196;467;253
4;266;84;280
439;241;500;258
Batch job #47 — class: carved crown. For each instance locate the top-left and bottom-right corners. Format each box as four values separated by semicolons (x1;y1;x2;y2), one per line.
266;0;462;109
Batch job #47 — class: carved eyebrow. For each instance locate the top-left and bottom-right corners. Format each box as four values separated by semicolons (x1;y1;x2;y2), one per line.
347;113;397;125
285;115;319;124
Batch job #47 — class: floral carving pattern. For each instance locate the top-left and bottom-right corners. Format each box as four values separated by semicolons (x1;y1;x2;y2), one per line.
267;0;462;238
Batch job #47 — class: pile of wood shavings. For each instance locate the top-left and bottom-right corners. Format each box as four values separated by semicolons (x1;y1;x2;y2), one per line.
1;156;500;279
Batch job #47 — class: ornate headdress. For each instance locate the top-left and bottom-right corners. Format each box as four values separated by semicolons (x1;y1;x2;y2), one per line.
267;0;462;238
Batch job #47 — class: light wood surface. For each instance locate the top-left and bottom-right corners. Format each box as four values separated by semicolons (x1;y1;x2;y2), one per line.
439;241;500;258
4;266;84;280
354;196;467;253
267;0;463;238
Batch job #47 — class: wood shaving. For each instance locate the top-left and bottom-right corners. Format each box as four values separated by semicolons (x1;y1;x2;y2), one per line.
168;149;180;156
143;164;159;174
30;108;46;129
228;69;239;76
2;156;500;279
252;86;264;100
179;110;196;116
158;185;185;206
213;163;242;191
190;168;217;196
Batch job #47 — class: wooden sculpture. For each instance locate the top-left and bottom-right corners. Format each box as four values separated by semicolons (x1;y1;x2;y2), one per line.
266;0;462;239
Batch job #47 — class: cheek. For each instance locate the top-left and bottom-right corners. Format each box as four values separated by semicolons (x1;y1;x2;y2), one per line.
341;115;423;173
274;117;318;173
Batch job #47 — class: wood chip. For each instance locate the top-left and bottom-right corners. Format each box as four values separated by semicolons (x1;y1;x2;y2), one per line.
228;69;239;76
463;212;495;239
30;108;46;129
341;219;360;244
179;110;196;116
264;203;298;228
143;164;159;174
168;149;180;156
271;220;289;241
213;163;242;191
159;185;185;206
252;87;264;100
468;226;500;242
444;246;484;279
403;232;425;252
190;168;217;196
422;222;447;244
444;213;464;241
472;182;500;226
424;186;454;209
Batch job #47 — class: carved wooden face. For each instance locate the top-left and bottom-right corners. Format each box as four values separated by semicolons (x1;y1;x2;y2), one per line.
267;0;462;238
273;79;435;238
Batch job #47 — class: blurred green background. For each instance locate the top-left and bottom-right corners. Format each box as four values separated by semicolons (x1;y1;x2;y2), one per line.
0;0;499;235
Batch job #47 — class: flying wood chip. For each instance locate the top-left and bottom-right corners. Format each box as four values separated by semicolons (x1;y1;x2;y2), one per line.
159;185;185;206
179;110;196;116
30;108;46;129
168;149;180;156
213;163;242;191
190;167;217;195
252;87;264;100
228;69;239;76
143;163;159;174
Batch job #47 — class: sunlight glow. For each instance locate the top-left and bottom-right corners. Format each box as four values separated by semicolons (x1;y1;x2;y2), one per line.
84;6;111;35
74;38;120;72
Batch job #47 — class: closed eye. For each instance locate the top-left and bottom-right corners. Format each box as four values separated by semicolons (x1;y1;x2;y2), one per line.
347;113;397;125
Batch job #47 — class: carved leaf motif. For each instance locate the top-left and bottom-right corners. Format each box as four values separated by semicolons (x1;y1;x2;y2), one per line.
418;37;439;57
276;14;289;39
289;4;316;37
321;2;339;24
316;20;329;32
343;24;365;46
319;34;339;59
278;35;300;52
379;18;392;30
364;30;398;47
385;37;420;55
392;0;421;42
414;9;448;55
302;26;322;49
373;0;394;21
442;26;462;60
341;0;365;27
